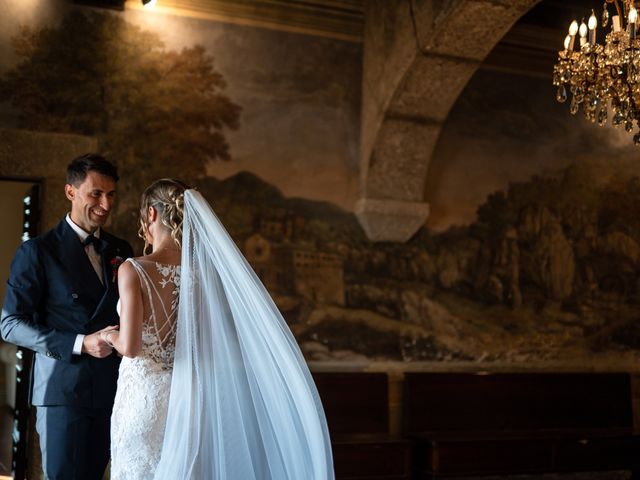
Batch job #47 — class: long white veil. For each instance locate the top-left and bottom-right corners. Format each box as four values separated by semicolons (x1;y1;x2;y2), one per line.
154;189;334;479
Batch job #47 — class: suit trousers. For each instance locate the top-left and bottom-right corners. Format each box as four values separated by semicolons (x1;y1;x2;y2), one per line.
36;405;112;480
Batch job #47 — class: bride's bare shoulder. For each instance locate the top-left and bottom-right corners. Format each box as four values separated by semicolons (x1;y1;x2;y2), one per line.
117;260;140;288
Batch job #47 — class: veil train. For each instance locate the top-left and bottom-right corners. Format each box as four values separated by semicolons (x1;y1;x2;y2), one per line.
153;189;334;479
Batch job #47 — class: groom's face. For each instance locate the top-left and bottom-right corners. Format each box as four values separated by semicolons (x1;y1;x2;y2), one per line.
65;171;117;233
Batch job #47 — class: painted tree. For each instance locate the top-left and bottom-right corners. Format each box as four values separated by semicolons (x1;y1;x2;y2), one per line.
0;9;241;239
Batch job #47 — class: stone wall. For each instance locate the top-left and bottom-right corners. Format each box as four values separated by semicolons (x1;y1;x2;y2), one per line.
0;128;97;232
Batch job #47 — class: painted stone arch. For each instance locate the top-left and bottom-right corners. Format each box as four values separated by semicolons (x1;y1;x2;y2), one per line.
356;0;541;242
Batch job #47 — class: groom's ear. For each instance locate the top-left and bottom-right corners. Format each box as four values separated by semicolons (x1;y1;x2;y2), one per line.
64;183;75;202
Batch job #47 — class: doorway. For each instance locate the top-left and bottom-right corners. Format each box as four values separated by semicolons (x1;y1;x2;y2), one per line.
0;178;41;480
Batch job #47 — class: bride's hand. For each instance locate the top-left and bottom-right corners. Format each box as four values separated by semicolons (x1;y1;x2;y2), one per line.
99;325;119;347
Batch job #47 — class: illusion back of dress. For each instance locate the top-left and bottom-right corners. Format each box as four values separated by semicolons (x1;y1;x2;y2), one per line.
110;258;181;480
130;259;180;367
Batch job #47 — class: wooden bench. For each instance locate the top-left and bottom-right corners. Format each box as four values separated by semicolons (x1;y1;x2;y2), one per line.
313;372;411;480
403;372;640;479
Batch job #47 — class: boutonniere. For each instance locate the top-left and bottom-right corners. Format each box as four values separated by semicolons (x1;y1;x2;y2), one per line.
110;256;124;283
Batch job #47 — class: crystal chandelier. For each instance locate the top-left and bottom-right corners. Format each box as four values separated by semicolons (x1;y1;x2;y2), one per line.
553;0;640;144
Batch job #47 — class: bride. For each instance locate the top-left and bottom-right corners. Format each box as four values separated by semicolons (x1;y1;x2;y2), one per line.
102;179;334;480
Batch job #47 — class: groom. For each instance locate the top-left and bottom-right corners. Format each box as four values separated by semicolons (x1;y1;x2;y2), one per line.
1;154;133;480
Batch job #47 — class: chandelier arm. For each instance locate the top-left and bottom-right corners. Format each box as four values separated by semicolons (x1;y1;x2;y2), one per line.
610;0;623;23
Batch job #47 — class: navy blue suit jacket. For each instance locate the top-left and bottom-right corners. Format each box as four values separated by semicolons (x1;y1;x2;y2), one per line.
1;218;133;408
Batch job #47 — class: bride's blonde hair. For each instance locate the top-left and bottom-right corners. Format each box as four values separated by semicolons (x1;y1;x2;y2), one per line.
138;178;191;254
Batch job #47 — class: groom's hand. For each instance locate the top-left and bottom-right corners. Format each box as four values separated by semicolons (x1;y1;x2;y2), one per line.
82;325;119;358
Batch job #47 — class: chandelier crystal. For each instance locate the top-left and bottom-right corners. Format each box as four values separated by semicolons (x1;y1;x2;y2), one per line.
553;0;640;145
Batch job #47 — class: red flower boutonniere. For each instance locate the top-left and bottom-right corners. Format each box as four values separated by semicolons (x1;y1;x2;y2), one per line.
110;256;124;283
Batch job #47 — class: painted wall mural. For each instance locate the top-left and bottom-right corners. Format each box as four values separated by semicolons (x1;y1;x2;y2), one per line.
2;2;640;367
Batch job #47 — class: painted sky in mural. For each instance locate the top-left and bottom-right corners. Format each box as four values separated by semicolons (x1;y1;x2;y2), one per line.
125;8;361;210
427;68;640;232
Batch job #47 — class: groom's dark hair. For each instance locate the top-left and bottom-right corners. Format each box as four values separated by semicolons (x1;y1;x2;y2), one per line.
66;153;119;186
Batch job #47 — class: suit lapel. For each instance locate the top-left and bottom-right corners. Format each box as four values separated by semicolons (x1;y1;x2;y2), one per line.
94;232;125;318
57;220;104;297
100;232;124;289
100;237;111;287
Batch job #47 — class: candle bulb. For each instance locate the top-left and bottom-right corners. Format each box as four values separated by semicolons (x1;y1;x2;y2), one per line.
588;11;597;45
630;7;637;43
579;20;588;47
564;34;571;51
569;20;579;35
568;20;579;50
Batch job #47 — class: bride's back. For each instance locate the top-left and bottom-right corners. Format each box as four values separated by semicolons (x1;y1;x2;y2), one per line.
127;257;181;369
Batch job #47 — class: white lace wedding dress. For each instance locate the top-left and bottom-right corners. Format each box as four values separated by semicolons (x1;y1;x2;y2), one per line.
110;258;180;480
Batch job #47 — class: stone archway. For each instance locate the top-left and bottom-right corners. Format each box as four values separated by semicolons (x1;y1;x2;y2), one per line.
356;0;541;242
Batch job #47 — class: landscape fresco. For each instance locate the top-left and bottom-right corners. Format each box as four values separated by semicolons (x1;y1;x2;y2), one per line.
190;164;640;365
2;3;640;366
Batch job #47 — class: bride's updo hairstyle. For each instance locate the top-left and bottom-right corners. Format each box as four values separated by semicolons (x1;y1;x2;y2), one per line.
138;178;191;252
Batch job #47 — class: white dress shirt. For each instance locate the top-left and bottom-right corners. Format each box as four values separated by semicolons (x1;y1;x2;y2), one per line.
65;214;103;355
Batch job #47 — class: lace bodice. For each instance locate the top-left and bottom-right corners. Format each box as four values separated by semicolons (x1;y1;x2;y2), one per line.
128;258;181;369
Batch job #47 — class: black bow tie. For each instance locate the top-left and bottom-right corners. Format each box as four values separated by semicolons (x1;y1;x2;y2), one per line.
83;234;103;254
